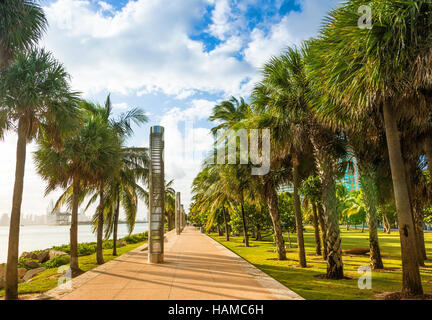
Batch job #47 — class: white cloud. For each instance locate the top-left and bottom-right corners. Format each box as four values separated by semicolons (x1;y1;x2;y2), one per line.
207;0;233;40
160;99;216;211
113;102;129;110
41;0;254;98
98;1;114;13
244;0;341;68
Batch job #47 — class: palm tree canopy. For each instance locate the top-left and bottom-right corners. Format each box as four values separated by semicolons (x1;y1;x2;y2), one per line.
0;0;47;67
308;0;432;122
0;49;80;148
34;115;122;194
82;94;148;139
209;96;251;134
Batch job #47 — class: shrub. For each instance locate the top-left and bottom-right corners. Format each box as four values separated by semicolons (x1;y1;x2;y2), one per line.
102;241;114;249
42;255;70;268
77;243;96;256
51;243;96;256
122;232;148;244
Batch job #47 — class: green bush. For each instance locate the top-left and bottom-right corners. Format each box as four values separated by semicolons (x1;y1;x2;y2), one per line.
51;243;97;256
42;255;70;268
51;244;70;254
102;241;114;249
122;232;147;244
77;243;97;256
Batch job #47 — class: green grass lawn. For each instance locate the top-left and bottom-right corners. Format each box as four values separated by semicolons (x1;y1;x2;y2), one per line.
0;241;146;298
210;228;432;300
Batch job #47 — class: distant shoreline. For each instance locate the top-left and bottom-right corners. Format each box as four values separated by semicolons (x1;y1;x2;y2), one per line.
0;222;149;227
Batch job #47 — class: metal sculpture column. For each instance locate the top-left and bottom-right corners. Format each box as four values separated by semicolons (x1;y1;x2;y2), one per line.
175;192;181;235
148;126;165;264
181;204;185;231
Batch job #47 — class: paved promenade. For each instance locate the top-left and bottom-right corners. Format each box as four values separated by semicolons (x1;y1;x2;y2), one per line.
38;227;303;300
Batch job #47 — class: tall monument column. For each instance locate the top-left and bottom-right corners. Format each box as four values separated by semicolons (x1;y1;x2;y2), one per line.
181;204;185;231
175;192;181;235
148;126;165;264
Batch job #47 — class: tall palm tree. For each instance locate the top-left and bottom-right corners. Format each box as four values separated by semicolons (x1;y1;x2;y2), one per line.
0;49;79;299
82;95;147;264
34;111;121;275
208;98;253;247
300;176;324;257
192;166;232;241
252;48;315;267
164;180;176;230
309;0;432;295
344;120;387;269
103;147;149;256
0;0;47;68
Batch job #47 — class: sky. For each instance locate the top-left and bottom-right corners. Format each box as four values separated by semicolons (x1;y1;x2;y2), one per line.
0;0;341;221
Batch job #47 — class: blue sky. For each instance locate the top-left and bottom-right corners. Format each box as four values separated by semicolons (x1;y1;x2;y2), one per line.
0;0;341;220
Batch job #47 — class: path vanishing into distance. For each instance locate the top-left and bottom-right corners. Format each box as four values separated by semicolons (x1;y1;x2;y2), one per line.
37;227;303;300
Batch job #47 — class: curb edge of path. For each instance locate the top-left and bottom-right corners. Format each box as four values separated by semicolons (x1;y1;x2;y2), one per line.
204;232;304;301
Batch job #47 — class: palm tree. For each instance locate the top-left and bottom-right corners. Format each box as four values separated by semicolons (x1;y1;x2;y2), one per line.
252;48;316;267
344;121;387;269
0;0;47;68
309;0;432;295
208;98;254;247
103;147;149;256
192;166;232;241
164;180;176;230
0;49;79;299
34;110;121;275
82;95;147;264
300;176;324;257
209;97;250;134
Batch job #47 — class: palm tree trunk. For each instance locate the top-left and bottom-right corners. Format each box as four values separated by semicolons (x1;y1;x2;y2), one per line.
112;191;120;256
217;225;223;236
360;170;384;269
5;121;27;300
96;187;105;265
312;202;321;256
321;168;343;279
264;178;287;260
240;193;249;247
293;154;307;267
311;135;343;279
70;178;81;275
413;207;427;261
317;203;327;260
222;206;230;241
404;161;424;267
256;224;262;241
287;231;292;248
383;214;391;234
382;102;423;296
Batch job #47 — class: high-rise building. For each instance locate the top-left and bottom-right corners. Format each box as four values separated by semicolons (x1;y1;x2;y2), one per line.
340;149;361;192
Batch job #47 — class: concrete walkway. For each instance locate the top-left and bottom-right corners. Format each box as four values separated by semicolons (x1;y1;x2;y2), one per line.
38;227;303;300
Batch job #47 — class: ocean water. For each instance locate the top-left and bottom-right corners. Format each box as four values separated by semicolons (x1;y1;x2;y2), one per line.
0;223;148;263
